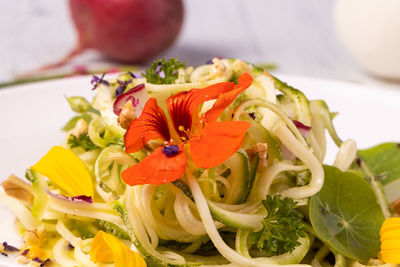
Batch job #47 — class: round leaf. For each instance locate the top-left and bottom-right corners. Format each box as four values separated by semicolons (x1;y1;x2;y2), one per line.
310;165;385;263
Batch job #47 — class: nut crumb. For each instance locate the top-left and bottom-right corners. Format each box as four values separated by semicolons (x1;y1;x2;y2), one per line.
118;101;136;129
246;143;268;167
16;255;30;264
390;197;400;215
72;118;88;137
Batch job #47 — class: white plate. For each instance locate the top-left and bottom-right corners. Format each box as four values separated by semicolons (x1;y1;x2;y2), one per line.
0;75;399;266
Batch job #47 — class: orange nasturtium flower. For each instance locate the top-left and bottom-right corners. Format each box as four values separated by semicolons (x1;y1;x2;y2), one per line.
90;230;146;267
121;73;254;186
380;217;400;263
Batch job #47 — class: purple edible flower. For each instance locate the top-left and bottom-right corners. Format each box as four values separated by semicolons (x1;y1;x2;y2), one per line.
206;56;223;64
159;70;165;79
154;62;162;74
128;71;136;78
66;243;74;250
32;257;43;264
41;259;51;267
21;249;29;256
91;73;110;90
162;145;180;157
115;79;133;97
249;113;256;120
1;252;7;257
3;242;19;252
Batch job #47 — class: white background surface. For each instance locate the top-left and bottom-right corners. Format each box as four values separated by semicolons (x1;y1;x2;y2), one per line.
1;0;399;89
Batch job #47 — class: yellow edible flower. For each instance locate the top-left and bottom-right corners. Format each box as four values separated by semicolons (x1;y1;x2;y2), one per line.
26;245;46;261
90;230;146;267
380;217;400;263
31;146;93;197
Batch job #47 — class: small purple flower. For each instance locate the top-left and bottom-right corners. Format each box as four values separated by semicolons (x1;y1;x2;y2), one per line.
2;242;19;252
21;249;29;256
1;252;7;257
162;145;180;157
115;79;132;97
91;73;110;90
206;56;223;64
159;70;165;79
154;62;162;74
41;259;51;267
128;71;136;78
66;243;74;250
32;257;43;264
249;113;256;120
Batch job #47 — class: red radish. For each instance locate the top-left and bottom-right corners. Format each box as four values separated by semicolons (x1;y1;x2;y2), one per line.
37;0;184;71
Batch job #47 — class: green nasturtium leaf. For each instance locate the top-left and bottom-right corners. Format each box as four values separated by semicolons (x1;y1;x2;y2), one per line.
310;165;385;263
358;143;400;185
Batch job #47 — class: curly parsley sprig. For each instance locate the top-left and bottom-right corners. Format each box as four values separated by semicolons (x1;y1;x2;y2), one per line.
67;133;99;151
142;58;186;84
250;195;306;256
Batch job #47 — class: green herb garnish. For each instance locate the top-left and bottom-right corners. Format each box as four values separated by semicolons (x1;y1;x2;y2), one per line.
251;194;305;256
142;58;186;84
67;133;99;151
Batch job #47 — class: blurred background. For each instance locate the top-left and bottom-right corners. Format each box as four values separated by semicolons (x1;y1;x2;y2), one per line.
0;0;399;87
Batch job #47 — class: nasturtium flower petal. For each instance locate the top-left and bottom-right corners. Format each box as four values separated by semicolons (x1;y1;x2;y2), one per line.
125;98;170;153
190;121;250;169
122;146;187;186
31;146;93;197
90;230;147;267
204;73;253;123
380;217;400;264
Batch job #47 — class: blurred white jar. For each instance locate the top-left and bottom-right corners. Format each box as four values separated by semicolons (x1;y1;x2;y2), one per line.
334;0;400;80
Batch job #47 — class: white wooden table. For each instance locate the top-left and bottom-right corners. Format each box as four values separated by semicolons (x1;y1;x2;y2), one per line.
0;0;399;89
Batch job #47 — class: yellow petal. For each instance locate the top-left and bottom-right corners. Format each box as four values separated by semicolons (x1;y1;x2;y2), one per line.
380;251;400;264
380;229;400;241
380;217;400;234
31;146;93;197
380;217;400;264
90;230;146;267
381;239;400;250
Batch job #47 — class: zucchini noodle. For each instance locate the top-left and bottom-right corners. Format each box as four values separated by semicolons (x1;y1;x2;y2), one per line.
1;58;391;267
0;191;39;231
53;238;79;267
333;139;357;171
187;172;311;267
272;122;324;199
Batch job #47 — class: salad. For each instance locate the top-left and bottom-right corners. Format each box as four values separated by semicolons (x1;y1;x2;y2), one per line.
0;58;399;267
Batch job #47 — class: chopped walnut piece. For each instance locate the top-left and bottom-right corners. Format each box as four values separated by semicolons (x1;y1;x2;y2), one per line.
2;174;34;206
367;258;387;266
233;59;252;76
209;58;231;80
16;255;30;265
390;197;400;215
118;100;136;129
246;143;268;167
72;118;88;137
